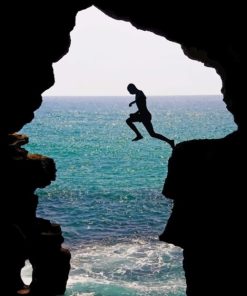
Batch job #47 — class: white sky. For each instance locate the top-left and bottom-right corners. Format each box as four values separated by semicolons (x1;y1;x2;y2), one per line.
44;6;222;96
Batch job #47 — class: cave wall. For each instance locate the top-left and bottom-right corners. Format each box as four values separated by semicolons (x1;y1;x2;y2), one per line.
1;1;245;134
1;1;246;295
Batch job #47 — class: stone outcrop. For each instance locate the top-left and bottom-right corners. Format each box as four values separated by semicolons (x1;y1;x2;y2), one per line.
2;133;70;296
1;1;246;295
160;131;246;295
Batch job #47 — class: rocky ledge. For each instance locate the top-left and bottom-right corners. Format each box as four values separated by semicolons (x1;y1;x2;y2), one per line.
160;130;246;295
2;133;70;296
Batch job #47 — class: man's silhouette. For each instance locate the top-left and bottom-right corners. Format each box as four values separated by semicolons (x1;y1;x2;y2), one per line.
126;83;175;148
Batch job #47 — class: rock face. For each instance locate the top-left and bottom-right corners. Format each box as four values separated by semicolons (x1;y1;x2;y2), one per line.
1;1;246;295
2;134;70;295
160;131;246;295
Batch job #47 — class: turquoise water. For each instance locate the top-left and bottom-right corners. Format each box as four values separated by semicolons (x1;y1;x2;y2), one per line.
21;96;236;295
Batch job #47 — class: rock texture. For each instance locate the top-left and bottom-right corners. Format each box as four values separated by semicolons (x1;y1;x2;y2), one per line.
1;1;246;295
160;131;246;295
2;134;70;295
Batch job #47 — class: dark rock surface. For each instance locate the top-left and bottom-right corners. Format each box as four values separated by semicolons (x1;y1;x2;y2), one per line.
2;134;70;296
160;131;246;295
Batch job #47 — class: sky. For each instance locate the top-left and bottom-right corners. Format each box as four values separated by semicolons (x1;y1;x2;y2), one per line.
44;6;222;96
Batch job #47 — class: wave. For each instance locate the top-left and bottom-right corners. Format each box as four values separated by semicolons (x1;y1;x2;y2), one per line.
21;237;185;295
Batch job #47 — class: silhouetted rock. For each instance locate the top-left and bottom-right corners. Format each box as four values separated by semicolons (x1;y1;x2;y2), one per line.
29;220;71;296
2;134;70;296
160;131;246;295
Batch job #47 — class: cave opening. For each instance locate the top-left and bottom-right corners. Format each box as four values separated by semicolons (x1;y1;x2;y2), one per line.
19;6;237;296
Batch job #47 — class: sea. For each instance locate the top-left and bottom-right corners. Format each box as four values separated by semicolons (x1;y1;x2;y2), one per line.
20;95;236;296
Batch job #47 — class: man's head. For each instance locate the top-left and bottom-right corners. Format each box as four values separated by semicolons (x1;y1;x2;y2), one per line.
127;83;137;94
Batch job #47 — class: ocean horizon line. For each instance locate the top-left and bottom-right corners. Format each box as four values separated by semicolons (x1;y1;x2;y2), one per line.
42;95;223;103
43;94;222;98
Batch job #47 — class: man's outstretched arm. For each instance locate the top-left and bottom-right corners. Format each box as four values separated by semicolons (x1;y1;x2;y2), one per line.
129;100;136;107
